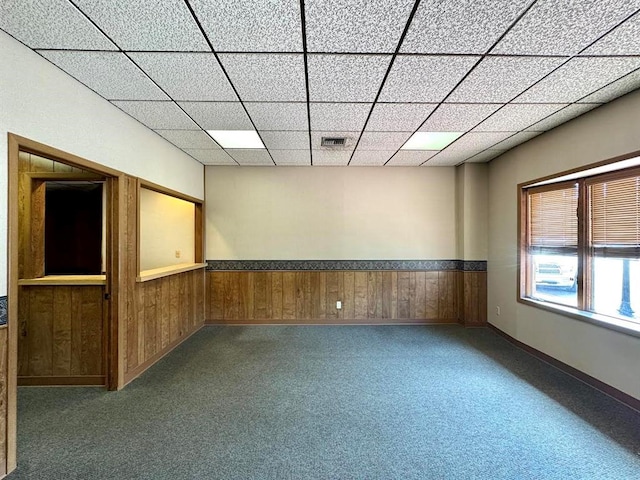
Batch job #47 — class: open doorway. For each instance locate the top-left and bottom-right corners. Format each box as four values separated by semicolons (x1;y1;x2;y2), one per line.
7;134;123;471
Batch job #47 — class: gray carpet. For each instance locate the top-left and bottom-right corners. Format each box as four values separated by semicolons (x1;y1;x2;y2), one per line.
9;325;640;479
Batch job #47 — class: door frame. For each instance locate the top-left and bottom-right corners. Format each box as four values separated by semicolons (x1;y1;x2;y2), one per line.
6;133;125;471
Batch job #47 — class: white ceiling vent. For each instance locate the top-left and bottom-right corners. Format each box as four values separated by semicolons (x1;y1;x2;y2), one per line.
321;137;347;147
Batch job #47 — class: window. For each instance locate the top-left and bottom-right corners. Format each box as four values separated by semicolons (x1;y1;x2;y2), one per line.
520;164;640;333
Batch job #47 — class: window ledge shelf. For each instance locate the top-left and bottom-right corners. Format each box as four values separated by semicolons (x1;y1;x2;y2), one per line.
519;297;640;339
18;275;106;286
137;263;206;283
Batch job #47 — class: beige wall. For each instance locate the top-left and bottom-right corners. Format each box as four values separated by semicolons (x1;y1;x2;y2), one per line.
456;163;488;261
205;166;457;260
488;89;640;400
139;188;195;271
0;30;204;296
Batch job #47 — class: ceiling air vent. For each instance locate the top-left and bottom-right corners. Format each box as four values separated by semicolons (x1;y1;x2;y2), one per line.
321;137;347;147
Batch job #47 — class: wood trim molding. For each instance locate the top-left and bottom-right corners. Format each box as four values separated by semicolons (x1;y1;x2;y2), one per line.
487;323;640;413
137;263;206;283
17;376;105;387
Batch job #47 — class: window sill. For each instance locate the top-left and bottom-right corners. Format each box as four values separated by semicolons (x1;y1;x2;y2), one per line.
518;297;640;339
137;263;206;283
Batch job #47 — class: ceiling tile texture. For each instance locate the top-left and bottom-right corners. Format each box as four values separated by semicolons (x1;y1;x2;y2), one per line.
2;0;640;166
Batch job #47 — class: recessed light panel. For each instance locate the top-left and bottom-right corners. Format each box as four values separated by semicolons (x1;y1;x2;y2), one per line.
206;130;265;149
401;132;463;151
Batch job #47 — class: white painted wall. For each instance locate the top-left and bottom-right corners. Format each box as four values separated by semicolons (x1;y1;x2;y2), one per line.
205;166;457;260
139;188;195;271
0;31;203;296
488;89;640;400
456;163;488;261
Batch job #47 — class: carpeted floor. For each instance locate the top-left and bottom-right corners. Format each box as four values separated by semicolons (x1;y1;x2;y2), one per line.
9;325;640;479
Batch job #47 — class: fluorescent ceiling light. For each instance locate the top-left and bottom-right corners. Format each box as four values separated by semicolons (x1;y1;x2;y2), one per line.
401;132;463;150
207;130;265;149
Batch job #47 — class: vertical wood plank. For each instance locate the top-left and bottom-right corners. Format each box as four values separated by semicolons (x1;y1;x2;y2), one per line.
17;287;30;376
367;272;382;319
144;283;157;360
210;272;224;320
271;272;283;320
178;272;187;336
439;271;456;320
52;287;72;375
136;283;145;367
397;272;410;319
342;271;354;319
80;287;103;375
160;277;171;349
409;272;417;319
425;272;439;320
28;287;53;376
169;275;180;342
326;271;340;320
71;288;84;375
353;272;368;319
390;271;398;320
254;272;272;320
381;272;393;319
478;272;488;325
414;272;427;320
282;272;296;320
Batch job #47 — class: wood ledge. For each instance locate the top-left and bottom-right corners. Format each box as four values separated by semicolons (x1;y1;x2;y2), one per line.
137;263;206;283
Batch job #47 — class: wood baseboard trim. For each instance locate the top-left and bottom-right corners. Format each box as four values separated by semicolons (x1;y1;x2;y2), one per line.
123;323;203;387
18;375;105;386
488;323;640;413
205;318;459;326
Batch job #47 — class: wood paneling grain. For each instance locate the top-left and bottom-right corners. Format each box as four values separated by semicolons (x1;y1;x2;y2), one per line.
18;285;104;384
204;269;486;325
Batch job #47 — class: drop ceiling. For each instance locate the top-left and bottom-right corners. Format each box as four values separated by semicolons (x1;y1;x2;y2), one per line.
2;1;640;167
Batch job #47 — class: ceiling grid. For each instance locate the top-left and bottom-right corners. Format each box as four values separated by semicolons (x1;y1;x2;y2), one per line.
2;0;640;166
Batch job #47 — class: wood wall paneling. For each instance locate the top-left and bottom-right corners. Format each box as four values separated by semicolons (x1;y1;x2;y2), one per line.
204;270;486;325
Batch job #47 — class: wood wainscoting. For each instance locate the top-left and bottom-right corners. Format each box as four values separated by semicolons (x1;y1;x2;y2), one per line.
120;176;205;386
205;269;487;325
17;285;105;386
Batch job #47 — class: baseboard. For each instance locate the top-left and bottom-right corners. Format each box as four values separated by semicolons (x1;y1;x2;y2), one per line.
123;323;203;387
487;323;640;413
205;318;459;326
18;375;105;387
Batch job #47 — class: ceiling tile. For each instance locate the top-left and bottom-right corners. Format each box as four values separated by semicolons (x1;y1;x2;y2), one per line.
219;54;306;101
310;103;371;131
350;150;395;166
401;0;531;54
111;101;199;129
308;54;391;102
448;132;515;152
447;57;566;103
357;132;412;151
270;150;311;166
305;0;414;53
465;150;506;163
312;150;351;166
514;57;640;103
260;132;309;150
311;131;360;151
379;56;479;102
578;68;640;104
245;103;308;131
37;51;167;100
422;150;469;166
582;12;640;55
73;0;208;51
474;104;566;131
155;130;221;149
491;131;541;150
526;103;600;132
367;103;437;131
492;0;640;56
178;102;252;130
129;53;237;101
190;0;302;52
0;0;116;50
386;151;438;166
227;149;274;166
183;149;237;165
419;103;501;131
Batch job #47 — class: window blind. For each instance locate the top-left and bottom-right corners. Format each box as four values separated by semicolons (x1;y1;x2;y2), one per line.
528;183;578;254
589;173;640;258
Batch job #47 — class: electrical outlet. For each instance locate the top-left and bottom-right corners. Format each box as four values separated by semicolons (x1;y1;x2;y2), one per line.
175;250;181;259
336;301;342;310
496;306;501;316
